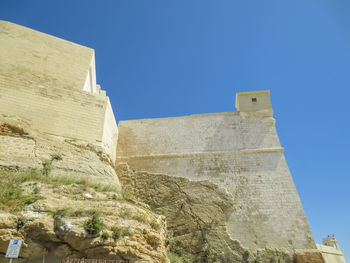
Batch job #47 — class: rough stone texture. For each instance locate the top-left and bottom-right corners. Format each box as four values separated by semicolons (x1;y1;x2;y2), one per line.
0;191;168;263
0;20;93;93
0;115;120;190
294;249;326;263
116;107;316;252
1;20;341;262
0;116;168;263
0;21;118;161
118;164;293;263
316;244;346;263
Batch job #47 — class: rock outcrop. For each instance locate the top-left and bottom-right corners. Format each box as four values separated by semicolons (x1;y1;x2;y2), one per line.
0;113;323;263
0;115;169;263
294;250;326;263
117;164;294;263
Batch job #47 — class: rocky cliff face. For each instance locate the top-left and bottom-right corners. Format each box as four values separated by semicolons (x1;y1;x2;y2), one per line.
0;114;323;263
117;164;294;263
0;115;169;263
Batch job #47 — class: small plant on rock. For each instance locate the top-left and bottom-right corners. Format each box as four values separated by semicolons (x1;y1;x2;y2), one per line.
83;213;103;235
101;231;110;241
48;208;69;218
42;160;52;176
150;220;160;230
21;195;44;206
15;217;27;231
122;189;134;201
131;213;147;223
72;208;85;216
112;226;123;239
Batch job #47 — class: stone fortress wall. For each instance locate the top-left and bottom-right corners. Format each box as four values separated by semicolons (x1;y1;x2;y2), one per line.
316;237;347;263
0;21;118;162
116;90;316;252
0;21;346;262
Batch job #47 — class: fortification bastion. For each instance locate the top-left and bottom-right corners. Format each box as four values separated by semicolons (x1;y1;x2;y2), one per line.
116;90;315;252
0;20;118;162
0;21;346;262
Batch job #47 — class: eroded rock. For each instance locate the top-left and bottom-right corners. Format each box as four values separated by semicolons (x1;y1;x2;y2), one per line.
117;163;294;263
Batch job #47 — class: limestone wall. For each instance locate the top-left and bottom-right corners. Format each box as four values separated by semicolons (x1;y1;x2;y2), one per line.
0;82;105;142
0;21;118;161
0;20;94;93
317;244;346;263
101;99;118;162
116;109;316;251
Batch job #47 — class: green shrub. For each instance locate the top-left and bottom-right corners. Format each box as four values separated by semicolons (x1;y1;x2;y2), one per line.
166;232;191;262
48;208;69;218
166;232;175;250
168;253;182;263
132;213;147;223
72;208;85;216
101;231;110;241
42;160;52;176
122;189;134;201
4;187;22;200
21;195;44;206
83;213;103;235
122;227;131;236
112;226;123;239
168;252;192;263
15;217;27;231
0;184;44;211
118;208;132;218
150;220;160;230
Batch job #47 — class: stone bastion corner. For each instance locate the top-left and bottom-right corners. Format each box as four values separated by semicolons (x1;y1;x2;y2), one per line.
0;20;118;162
1;21;346;262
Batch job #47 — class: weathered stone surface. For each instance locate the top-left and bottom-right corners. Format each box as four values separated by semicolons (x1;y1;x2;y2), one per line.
1;20;344;263
0;209;169;263
118;163;293;263
0;117;169;263
116;108;315;252
0;21;118;161
294;249;326;263
0;115;120;191
316;243;346;263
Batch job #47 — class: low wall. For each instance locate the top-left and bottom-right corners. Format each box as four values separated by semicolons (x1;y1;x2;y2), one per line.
316;244;346;263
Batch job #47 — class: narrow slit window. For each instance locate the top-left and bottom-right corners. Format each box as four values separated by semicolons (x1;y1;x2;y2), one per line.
252;98;257;103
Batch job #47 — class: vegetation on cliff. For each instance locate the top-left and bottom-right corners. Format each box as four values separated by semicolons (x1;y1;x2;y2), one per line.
0;117;169;263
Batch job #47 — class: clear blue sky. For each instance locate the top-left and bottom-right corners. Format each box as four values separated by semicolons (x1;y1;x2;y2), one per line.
1;0;349;260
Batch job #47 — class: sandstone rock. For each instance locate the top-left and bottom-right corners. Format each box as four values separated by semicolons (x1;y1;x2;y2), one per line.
0;115;121;192
294;249;326;263
117;163;294;263
0;117;169;263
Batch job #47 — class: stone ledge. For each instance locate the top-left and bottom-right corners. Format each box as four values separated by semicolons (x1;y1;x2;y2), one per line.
116;147;284;160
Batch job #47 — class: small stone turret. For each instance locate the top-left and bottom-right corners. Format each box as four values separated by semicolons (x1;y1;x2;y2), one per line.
323;236;339;249
235;90;273;117
316;236;346;263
